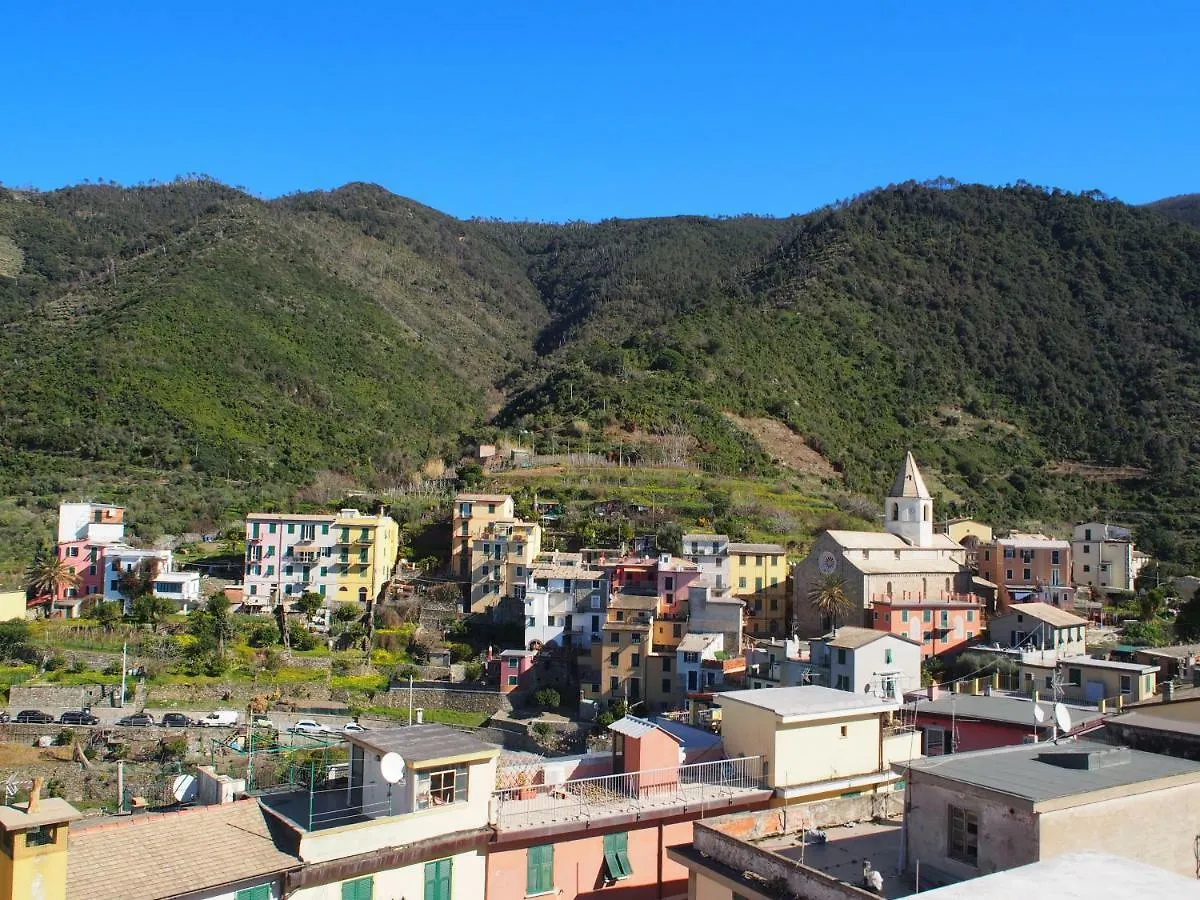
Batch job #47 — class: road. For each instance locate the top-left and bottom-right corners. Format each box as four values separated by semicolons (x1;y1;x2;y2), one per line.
0;706;387;734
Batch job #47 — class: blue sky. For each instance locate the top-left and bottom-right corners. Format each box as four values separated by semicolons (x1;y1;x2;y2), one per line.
3;1;1197;220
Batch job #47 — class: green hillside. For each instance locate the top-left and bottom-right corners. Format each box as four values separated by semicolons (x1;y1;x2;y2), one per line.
1;178;1200;574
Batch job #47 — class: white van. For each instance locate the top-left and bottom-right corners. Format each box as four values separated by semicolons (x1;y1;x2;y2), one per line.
197;710;240;728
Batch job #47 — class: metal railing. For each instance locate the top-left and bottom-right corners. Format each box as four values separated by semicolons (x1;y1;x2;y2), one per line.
492;756;766;829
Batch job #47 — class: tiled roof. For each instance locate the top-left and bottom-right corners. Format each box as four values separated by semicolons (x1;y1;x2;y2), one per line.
845;556;964;575
67;800;299;900
823;626;920;649
1002;602;1087;628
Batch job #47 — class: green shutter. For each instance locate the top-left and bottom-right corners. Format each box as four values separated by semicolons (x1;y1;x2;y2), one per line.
342;877;373;900
236;886;272;900
527;844;554;894
603;833;631;881
424;858;452;900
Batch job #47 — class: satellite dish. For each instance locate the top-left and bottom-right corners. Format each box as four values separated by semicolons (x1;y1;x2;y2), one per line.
1032;703;1046;724
171;774;198;804
1053;703;1072;735
379;752;406;784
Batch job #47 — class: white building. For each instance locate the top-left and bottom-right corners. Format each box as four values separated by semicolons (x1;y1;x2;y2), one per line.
152;571;203;612
682;533;730;592
521;552;607;650
103;545;174;607
677;632;724;695
1071;522;1148;592
809;626;922;699
57;502;125;545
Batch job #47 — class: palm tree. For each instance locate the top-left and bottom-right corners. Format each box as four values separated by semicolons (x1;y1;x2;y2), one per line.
807;574;853;631
23;551;79;602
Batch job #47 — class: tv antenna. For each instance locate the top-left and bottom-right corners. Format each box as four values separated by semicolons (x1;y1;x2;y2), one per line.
171;774;198;804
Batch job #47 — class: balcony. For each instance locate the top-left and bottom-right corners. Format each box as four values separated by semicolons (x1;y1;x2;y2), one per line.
490;756;768;831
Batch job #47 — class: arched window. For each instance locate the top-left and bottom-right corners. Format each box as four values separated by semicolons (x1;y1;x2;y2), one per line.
892;503;899;521
358;587;367;603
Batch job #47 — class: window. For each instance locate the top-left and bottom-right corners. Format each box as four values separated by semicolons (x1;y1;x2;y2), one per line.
417;765;467;809
235;887;272;900
1067;667;1082;686
631;653;640;667
1083;565;1091;573
839;725;848;737
1120;675;1132;695
1006;569;1013;580
755;555;763;567
631;632;641;644
1022;568;1031;581
269;523;277;534
507;675;518;686
884;648;893;664
1051;550;1060;565
966;610;974;622
610;676;619;692
683;652;700;663
672;624;682;638
662;678;671;694
924;726;953;756
287;524;295;535
770;596;779;610
610;632;620;644
661;657;671;672
526;616;535;628
251;523;260;538
24;825;56;847
109;579;119;591
755;577;763;591
836;648;846;665
424;859;453;900
923;610;931;623
738;577;747;589
527;844;554;895
603;832;632;881
1083;544;1091;554
322;524;329;535
835;674;850;691
1085;528;1093;541
901;610;909;623
948;806;979;865
609;652;619;666
342;876;374;900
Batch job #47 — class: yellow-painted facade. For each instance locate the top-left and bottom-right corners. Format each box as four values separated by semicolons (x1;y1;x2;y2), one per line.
0;799;79;900
468;519;540;615
451;494;514;580
0;591;26;622
728;544;788;637
331;511;399;606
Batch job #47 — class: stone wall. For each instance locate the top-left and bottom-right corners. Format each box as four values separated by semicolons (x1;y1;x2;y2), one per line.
10;683;121;709
375;683;511;714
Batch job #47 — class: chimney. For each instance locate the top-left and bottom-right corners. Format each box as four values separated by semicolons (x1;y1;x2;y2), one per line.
926;684;938;701
27;777;43;814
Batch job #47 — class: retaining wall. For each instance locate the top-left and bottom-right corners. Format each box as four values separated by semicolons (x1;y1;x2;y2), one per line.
378;683;511;714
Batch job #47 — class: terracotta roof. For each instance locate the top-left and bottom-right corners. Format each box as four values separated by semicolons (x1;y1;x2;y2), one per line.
1003;602;1087;628
67;800;299;900
890;451;931;499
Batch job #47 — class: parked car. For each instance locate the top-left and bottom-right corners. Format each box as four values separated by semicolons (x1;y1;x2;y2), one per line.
58;710;99;726
251;717;277;730
117;712;155;727
341;722;367;734
288;719;328;736
14;710;54;724
197;710;240;728
160;713;193;728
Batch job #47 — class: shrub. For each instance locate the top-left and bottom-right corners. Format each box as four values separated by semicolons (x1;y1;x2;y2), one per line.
246;620;279;647
462;662;483;682
288;622;319;651
44;654;67;672
534;688;560;709
532;721;553;738
102;661;121;677
54;729;74;747
447;642;473;663
67;656;86;674
158;736;188;761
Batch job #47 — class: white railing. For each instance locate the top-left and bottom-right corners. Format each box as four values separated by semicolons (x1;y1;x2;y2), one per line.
492;756;766;829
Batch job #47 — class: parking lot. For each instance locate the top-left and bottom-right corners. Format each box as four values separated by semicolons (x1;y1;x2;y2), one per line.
0;706;387;735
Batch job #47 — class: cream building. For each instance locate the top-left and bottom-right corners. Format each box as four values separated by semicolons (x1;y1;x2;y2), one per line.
469;518;541;616
792;453;984;637
716;684;918;802
1071;522;1148;592
451;493;513;580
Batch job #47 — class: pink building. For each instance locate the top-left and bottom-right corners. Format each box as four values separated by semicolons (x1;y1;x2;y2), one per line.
499;649;536;694
912;691;1106;755
53;502;126;615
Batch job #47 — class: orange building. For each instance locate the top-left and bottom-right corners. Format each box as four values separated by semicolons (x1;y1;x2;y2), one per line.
870;596;985;658
486;717;769;900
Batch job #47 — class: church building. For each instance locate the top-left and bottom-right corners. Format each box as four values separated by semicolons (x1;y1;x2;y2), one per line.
792;453;994;650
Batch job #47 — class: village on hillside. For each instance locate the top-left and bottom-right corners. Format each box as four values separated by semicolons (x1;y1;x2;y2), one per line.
0;453;1198;898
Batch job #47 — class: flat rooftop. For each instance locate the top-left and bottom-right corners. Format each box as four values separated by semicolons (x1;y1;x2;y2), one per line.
348;723;499;764
899;740;1200;803
913;694;1106;729
718;685;899;721
756;819;909;899
917;851;1197;899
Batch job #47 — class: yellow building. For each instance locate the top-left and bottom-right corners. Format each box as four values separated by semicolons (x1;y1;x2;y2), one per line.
939;518;994;545
451;493;514;580
0;590;26;622
728;542;788;637
332;509;400;606
468;518;541;615
0;791;80;900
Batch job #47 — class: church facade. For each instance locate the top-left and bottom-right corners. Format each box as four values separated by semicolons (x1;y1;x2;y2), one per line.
792;453;993;642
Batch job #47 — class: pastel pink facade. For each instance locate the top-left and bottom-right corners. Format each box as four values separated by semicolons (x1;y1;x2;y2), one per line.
870;597;986;658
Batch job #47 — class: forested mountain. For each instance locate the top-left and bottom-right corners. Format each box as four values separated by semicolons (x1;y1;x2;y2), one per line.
1146;194;1200;227
1;178;1199;570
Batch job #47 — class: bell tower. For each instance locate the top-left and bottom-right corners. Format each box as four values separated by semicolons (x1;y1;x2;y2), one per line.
885;452;933;547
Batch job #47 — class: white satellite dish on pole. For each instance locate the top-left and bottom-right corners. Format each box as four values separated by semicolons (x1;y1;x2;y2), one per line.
1032;703;1046;724
171;774;198;804
379;752;406;784
1053;703;1072;739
